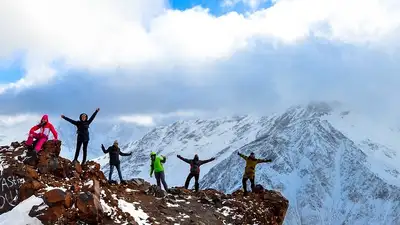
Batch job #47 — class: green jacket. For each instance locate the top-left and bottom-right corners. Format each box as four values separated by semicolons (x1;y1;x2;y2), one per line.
150;155;166;176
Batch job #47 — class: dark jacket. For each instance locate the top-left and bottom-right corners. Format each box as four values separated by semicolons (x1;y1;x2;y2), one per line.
177;155;215;174
62;110;98;142
101;144;131;165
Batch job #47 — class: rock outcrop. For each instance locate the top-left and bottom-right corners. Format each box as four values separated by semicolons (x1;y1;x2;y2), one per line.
0;140;289;224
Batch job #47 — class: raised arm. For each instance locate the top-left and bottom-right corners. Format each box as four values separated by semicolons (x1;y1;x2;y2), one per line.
237;152;248;160
101;144;110;153
61;115;78;125
160;156;166;163
199;157;216;165
88;108;100;124
177;155;191;164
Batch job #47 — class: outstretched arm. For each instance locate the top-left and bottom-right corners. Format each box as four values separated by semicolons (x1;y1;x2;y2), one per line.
199;157;216;165
177;155;191;164
101;144;110;154
88;108;100;124
237;152;248;160
61;115;78;125
119;150;132;156
257;159;272;163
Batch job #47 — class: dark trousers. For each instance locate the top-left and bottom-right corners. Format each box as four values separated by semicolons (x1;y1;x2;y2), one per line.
242;177;255;193
155;171;168;190
109;164;123;181
74;139;88;164
185;173;200;192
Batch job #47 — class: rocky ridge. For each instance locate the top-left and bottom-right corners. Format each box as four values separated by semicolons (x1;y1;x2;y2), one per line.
0;140;289;225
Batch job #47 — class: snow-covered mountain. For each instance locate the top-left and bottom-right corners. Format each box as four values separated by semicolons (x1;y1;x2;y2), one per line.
201;103;400;225
94;102;400;225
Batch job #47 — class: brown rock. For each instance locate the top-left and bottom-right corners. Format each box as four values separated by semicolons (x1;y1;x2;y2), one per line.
82;179;101;198
93;163;100;171
72;171;80;179
25;166;39;179
70;183;81;193
41;140;62;157
73;161;82;174
37;153;50;174
43;189;67;206
19;180;44;201
32;204;66;222
32;180;46;190
76;192;103;222
64;191;74;208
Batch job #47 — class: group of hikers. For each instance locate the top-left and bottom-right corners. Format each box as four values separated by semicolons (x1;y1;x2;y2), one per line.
23;109;273;195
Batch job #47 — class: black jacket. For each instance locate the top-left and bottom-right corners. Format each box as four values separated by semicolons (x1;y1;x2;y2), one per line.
177;155;215;174
101;144;131;165
62;110;98;142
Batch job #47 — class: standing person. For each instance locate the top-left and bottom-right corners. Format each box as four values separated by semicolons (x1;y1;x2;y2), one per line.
101;141;131;185
25;115;58;158
177;154;215;192
150;152;169;192
61;108;99;165
238;152;272;196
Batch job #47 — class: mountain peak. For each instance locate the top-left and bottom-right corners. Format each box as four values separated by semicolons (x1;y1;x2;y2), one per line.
0;140;289;225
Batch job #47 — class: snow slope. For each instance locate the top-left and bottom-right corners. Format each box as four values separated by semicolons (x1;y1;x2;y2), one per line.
94;101;400;225
201;102;400;225
0;196;43;225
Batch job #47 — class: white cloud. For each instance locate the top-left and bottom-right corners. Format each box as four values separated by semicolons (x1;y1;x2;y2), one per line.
116;110;208;126
118;115;155;127
0;0;400;92
0;114;42;144
0;114;40;127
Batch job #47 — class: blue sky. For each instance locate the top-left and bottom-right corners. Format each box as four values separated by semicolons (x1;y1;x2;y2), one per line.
168;0;274;15
0;0;400;126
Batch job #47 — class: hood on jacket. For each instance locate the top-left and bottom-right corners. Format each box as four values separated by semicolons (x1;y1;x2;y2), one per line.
193;154;199;161
79;113;88;121
39;115;49;126
41;115;48;122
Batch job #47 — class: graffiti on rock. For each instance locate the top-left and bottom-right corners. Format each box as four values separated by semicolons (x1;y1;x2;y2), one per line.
0;161;23;212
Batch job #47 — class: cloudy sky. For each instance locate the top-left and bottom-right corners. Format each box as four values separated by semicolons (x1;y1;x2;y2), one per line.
1;0;400;128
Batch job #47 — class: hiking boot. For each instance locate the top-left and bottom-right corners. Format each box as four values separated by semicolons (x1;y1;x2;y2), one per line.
26;144;34;152
108;180;117;185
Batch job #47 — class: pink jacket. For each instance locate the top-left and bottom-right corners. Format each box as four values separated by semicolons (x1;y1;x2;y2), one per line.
29;115;58;139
